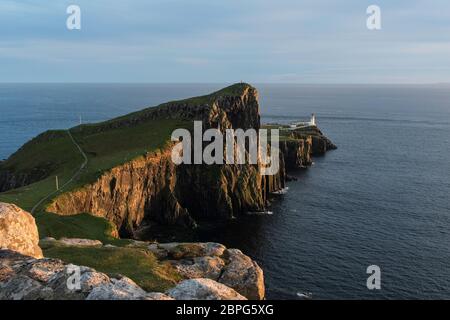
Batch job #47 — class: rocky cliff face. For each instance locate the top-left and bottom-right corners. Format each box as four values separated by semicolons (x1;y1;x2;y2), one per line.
46;147;195;236
280;138;312;170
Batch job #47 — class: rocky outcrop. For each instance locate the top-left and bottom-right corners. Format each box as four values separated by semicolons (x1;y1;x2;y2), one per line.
0;203;43;259
57;238;103;247
167;278;246;300
218;249;265;300
86;277;174;300
1;239;265;300
146;242;265;300
0;250;172;300
41;236;263;293
290;126;337;156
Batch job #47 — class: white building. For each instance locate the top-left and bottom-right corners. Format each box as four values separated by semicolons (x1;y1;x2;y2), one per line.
310;113;316;126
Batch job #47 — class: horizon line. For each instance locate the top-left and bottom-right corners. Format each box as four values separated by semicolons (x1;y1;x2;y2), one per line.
1;82;449;86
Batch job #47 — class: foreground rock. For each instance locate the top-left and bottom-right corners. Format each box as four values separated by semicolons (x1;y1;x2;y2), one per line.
144;242;265;300
0;203;43;259
167;278;246;300
0;249;254;300
0;250;173;300
0;201;265;300
86;277;174;300
218;249;265;300
55;238;103;247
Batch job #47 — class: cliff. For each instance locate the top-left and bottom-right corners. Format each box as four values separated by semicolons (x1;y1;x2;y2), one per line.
0;83;335;238
45;84;272;237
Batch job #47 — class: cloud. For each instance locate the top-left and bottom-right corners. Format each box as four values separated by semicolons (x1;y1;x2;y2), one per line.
1;0;450;83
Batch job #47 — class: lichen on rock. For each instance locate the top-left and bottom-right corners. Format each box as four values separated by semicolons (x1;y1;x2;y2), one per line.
166;278;247;300
0;202;43;259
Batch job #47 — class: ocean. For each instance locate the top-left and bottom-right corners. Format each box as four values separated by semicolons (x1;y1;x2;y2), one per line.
1;83;449;299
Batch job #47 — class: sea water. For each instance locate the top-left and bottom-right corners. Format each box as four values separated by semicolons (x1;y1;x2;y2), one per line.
1;83;449;299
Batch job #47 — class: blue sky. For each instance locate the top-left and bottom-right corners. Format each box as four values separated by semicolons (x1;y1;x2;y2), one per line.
1;0;450;83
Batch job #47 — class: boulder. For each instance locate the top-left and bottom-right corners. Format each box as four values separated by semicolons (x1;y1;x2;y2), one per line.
58;238;103;247
144;292;174;300
158;242;226;259
151;242;265;300
171;256;225;280
218;249;265;300
0;202;43;258
86;277;148;300
166;278;247;300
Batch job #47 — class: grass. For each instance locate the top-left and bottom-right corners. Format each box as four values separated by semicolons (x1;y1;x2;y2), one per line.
0;131;84;211
43;245;181;292
36;212;130;246
261;124;319;142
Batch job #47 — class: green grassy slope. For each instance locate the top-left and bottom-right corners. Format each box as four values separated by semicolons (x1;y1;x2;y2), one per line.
0;131;84;211
0;119;188;212
36;212;130;246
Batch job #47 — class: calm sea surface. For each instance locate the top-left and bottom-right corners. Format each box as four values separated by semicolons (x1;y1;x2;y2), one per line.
1;83;449;299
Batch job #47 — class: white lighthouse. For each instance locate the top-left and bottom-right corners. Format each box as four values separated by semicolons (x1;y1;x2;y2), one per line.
310;113;316;126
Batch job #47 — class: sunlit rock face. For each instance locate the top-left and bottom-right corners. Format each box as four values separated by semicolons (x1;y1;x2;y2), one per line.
0;202;43;259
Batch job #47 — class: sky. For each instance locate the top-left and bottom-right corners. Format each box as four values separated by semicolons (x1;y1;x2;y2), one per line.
1;0;450;83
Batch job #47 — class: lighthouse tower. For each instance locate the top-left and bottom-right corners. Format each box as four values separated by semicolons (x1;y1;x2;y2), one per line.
310;113;316;126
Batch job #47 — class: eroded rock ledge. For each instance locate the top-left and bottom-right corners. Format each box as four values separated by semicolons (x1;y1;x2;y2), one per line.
142;241;265;300
0;249;174;300
0;240;264;301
